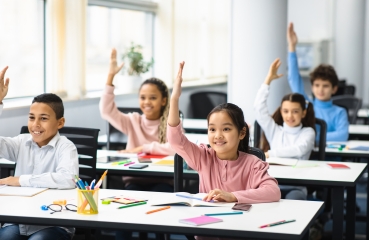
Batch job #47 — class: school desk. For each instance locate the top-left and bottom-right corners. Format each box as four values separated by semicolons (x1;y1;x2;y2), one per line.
0;188;323;240
358;108;369;124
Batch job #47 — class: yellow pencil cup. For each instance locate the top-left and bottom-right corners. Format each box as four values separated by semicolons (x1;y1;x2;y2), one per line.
77;188;99;215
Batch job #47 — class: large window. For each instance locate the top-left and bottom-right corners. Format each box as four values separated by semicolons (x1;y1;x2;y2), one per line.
0;0;44;98
86;6;154;92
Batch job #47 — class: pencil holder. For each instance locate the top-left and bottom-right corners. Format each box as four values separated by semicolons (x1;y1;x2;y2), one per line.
77;188;99;215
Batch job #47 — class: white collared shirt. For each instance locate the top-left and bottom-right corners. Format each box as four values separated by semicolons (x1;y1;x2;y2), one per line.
0;129;78;236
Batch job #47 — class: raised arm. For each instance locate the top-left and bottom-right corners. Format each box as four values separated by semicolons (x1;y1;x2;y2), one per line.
254;59;283;142
0;66;10;108
287;23;309;100
168;61;185;127
106;48;124;86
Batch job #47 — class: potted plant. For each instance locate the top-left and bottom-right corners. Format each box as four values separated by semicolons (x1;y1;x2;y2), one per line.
121;42;154;91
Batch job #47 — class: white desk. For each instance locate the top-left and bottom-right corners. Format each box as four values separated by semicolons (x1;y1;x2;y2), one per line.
0;189;323;239
182;118;207;133
324;140;369;158
358;108;369;118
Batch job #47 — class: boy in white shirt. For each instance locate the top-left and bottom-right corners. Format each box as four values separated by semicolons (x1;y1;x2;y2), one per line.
0;66;79;240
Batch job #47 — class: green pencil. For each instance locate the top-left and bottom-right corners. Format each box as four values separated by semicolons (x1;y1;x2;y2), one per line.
118;201;147;209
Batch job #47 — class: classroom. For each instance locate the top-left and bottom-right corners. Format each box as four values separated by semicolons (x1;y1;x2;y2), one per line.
0;0;369;240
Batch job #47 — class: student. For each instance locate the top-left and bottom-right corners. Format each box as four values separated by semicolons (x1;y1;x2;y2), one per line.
287;22;349;141
168;61;280;207
0;67;78;240
100;49;174;240
254;58;316;200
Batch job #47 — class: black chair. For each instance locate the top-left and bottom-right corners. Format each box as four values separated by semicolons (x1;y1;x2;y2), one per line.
106;107;184;150
253;118;326;161
332;95;362;124
20;126;100;182
190;91;227;119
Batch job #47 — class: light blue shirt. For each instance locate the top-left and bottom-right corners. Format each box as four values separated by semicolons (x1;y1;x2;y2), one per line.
0;116;78;236
288;52;349;141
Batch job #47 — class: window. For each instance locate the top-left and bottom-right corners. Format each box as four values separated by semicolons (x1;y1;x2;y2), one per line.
0;0;44;98
86;5;154;92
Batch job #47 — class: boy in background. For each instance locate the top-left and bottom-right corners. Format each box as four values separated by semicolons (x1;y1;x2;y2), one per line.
287;23;349;141
0;66;78;240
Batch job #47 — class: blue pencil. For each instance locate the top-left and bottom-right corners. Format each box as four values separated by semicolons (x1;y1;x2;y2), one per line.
204;212;243;216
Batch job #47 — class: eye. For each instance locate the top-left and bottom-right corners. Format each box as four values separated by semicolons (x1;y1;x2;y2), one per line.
41;117;48;121
208;128;215;132
223;128;230;131
28;116;34;120
150;97;157;100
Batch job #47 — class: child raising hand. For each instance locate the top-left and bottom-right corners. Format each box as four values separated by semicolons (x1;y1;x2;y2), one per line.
167;62;280;205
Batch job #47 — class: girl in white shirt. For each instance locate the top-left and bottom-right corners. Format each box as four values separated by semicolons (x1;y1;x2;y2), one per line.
254;58;316;200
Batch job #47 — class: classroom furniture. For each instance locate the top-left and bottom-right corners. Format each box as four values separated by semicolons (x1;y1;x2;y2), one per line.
357;108;369;124
173;155;367;240
332;95;362;124
182;118;208;134
349;124;369;140
105;107;184;150
0;150;367;240
253;118;327;161
0;188;324;240
106;107;142;150
332;80;356;96
189;91;227;119
20;126;100;182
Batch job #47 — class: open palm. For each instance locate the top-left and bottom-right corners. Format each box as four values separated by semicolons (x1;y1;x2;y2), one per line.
0;66;10;102
287;22;298;46
109;49;124;76
171;62;185;100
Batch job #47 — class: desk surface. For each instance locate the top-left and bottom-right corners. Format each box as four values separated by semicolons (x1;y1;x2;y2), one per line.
358;108;369;118
0;189;323;239
349;125;369;135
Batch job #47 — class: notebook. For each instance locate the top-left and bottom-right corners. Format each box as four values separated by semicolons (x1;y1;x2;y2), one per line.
266;157;299;166
152;159;174;167
326;163;350;169
179;216;223;226
150;192;234;207
349;146;369;151
0;186;48;197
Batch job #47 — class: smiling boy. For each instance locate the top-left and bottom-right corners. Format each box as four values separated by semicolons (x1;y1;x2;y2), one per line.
0;66;78;240
287;23;349;141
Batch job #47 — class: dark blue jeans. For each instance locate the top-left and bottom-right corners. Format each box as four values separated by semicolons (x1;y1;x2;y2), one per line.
0;225;71;240
115;183;173;240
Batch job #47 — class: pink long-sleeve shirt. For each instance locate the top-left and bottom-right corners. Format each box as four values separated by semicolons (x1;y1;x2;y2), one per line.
167;123;281;204
99;85;175;155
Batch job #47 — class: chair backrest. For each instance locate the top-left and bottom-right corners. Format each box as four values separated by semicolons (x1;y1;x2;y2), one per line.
106;107;184;150
173;146;265;192
332;95;362;124
190;91;227;119
107;107;142;150
313;118;327;161
20;126;100;181
253;118;326;161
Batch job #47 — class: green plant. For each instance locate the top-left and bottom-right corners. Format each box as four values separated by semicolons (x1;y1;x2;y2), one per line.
122;43;154;76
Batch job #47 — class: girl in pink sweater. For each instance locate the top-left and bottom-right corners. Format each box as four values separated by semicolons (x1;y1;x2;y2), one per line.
168;62;281;205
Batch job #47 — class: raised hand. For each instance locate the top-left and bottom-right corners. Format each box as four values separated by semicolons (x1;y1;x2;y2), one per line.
168;62;185;127
107;48;124;86
171;62;185;101
264;58;284;85
202;188;237;202
0;66;10;103
287;22;298;52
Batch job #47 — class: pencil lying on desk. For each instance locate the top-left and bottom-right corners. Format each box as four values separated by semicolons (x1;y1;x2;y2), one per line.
146;206;170;214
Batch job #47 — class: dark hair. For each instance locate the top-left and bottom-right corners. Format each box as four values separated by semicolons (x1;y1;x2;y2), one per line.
32;93;64;119
207;103;249;153
140;78;169;144
310;64;339;87
259;93;315;152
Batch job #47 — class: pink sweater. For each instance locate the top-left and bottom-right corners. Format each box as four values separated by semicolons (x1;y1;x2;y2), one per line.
167;123;281;204
99;85;175;155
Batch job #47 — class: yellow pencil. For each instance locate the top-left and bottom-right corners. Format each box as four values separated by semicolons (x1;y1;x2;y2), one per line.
94;170;108;189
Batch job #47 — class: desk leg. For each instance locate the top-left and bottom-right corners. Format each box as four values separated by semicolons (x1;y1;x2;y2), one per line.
332;186;344;240
346;186;356;240
174;155;183;192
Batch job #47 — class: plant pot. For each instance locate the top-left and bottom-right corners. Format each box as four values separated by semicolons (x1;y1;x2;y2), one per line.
117;75;143;93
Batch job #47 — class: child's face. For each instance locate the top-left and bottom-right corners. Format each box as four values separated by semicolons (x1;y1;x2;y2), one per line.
28;102;65;147
280;101;306;128
311;79;338;101
139;83;167;120
207;111;246;160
